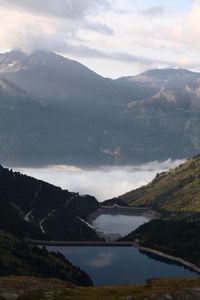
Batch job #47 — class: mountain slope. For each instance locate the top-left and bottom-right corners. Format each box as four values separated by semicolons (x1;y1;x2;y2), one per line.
119;154;200;212
0;230;92;286
0;50;132;104
121;218;200;270
0;51;200;166
0;165;101;240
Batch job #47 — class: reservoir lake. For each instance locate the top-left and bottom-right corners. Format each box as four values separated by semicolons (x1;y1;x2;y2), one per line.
91;212;149;240
47;213;196;286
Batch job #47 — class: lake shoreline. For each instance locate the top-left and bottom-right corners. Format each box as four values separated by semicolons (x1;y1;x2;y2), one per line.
133;242;200;274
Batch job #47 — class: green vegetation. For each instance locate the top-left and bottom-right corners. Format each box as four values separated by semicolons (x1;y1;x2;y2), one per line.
0;230;92;286
118;155;200;272
1;276;200;300
120;154;200;212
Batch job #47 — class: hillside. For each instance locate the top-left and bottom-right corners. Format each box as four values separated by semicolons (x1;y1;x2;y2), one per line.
0;230;92;286
119;154;200;212
0;165;101;240
119;155;200;275
121;218;200;268
1;276;200;300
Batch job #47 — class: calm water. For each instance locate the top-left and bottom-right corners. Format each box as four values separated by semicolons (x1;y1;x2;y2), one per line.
47;246;196;286
92;214;149;237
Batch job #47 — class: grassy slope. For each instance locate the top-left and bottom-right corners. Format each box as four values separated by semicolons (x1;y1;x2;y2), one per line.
0;230;92;287
119;154;200;212
1;276;200;300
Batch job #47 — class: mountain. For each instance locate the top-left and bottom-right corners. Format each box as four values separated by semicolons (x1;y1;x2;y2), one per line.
0;76;68;166
0;50;132;103
117;68;200;90
119;154;200;213
0;77;27;97
0;50;200;166
0;165;101;240
0;230;92;286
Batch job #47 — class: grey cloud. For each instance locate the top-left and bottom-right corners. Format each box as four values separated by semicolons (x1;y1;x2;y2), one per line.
88;252;114;268
62;44;177;67
23;35;178;67
85;22;113;35
0;0;109;19
16;160;184;201
7;26;178;68
140;5;166;18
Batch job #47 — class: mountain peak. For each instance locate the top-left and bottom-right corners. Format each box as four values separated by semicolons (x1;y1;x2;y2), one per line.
0;49;87;72
140;68;198;78
2;49;29;62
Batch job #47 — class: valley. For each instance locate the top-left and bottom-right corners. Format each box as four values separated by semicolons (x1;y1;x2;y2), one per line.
0;51;200;296
1;2;200;298
1;155;200;288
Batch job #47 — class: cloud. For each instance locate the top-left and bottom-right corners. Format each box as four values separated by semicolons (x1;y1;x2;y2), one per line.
0;6;112;53
0;4;176;68
0;1;113;55
0;0;199;77
86;22;113;35
15;159;184;201
140;5;166;18
88;252;114;268
0;0;109;19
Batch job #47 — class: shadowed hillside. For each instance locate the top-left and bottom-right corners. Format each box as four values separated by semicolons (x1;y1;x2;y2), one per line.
0;165;101;240
0;230;92;286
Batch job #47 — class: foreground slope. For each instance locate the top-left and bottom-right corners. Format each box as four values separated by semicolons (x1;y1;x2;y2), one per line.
0;276;200;300
120;154;200;212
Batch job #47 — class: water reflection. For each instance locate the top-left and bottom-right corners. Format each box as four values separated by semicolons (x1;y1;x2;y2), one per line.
88;251;115;268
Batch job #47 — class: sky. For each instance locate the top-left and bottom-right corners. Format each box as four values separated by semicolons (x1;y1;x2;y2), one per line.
0;0;199;78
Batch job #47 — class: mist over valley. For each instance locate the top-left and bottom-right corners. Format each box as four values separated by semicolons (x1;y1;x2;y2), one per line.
15;159;184;201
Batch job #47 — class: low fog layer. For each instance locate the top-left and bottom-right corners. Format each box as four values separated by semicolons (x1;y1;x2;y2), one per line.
15;159;184;201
